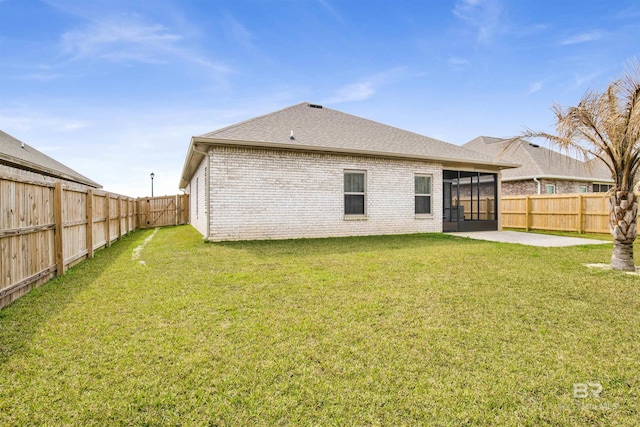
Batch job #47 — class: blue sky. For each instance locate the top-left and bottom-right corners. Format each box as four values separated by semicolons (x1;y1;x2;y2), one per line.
1;0;639;196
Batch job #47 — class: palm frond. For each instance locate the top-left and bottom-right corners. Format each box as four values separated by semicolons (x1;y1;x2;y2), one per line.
520;58;640;191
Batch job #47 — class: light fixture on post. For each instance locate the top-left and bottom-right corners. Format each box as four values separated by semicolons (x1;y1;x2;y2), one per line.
150;172;155;197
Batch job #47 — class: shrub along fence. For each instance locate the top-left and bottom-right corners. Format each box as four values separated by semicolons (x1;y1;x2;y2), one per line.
501;193;611;234
0;171;189;309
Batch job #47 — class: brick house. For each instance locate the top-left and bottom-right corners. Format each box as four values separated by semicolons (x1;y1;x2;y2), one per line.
179;103;515;241
463;136;614;196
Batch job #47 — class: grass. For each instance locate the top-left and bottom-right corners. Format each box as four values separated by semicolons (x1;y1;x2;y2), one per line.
1;226;639;426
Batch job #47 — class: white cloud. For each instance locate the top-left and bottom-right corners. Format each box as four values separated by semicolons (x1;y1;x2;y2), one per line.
58;16;230;75
62;18;181;61
528;80;544;94
326;81;375;103
560;31;603;46
573;70;603;88
453;0;504;44
222;13;254;51
449;56;470;68
316;0;346;25
20;72;64;81
324;67;408;104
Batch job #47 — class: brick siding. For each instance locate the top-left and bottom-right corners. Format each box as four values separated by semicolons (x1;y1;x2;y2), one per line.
191;146;444;241
502;179;590;196
185;158;208;237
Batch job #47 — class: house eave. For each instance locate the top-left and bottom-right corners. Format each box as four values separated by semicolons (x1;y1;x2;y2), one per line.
501;175;614;183
179;136;518;188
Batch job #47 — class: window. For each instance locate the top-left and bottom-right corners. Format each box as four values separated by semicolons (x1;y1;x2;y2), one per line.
546;184;556;194
344;171;366;215
415;175;432;215
593;183;613;193
579;185;588;193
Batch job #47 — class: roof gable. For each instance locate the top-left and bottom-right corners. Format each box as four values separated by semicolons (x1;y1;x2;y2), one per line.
0;130;101;188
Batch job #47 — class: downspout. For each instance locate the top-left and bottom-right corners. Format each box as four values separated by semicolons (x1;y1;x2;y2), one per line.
533;177;541;195
192;144;211;240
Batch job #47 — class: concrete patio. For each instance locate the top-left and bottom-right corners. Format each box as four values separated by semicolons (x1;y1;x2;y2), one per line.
448;230;611;247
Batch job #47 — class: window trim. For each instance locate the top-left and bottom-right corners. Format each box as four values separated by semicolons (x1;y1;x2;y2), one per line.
344;170;367;219
414;173;433;218
545;184;556;194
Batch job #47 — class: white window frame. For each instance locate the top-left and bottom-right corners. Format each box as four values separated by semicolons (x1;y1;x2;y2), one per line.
414;174;433;217
579;185;588;193
546;184;556;194
344;170;367;218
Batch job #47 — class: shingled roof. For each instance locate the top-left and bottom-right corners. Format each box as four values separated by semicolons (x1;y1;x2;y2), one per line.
0;130;101;188
181;103;516;188
463;136;613;183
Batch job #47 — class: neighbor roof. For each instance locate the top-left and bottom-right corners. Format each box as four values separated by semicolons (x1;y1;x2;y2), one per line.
0;130;101;188
463;136;613;183
180;103;517;188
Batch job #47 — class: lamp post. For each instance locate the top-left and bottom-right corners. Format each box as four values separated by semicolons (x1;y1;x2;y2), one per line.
150;172;155;197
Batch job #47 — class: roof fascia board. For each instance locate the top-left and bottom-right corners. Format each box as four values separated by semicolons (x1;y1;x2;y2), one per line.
502;175;614;183
192;136;519;168
0;156;101;188
179;137;208;189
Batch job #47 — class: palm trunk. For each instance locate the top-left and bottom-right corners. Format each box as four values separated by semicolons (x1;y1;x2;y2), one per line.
609;191;637;271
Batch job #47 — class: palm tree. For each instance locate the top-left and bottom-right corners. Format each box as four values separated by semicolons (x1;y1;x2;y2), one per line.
522;60;640;271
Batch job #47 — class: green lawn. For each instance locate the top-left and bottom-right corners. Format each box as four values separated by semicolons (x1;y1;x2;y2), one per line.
1;226;638;426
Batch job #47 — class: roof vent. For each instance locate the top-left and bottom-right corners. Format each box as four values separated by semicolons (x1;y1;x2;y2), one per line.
308;103;323;109
290;130;295;140
529;143;540;148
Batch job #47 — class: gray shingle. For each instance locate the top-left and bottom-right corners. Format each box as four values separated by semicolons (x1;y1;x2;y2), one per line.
0;130;101;188
200;103;513;166
463;136;613;182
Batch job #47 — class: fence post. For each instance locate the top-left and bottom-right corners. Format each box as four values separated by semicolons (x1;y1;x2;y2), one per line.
54;182;65;276
578;194;584;234
525;195;531;232
87;189;94;258
175;195;179;226
105;194;111;247
116;196;121;239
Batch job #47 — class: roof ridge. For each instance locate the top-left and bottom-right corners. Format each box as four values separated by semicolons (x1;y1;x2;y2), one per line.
319;106;500;163
200;102;310;138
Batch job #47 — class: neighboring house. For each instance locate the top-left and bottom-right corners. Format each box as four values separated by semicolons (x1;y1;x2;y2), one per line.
463;136;614;196
0;130;101;188
179;102;516;240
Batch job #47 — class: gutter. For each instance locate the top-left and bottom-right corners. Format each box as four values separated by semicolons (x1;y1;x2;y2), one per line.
501;175;614;184
533;177;541;195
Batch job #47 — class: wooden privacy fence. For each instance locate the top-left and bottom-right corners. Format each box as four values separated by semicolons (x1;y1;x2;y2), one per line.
501;193;611;234
137;195;189;229
0;173;137;309
455;197;496;220
1;170;190;309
